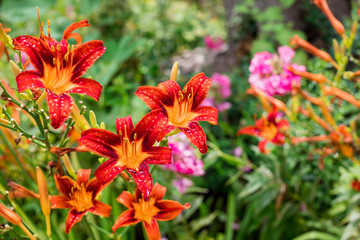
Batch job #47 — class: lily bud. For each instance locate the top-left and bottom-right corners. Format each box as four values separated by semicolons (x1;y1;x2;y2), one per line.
290;35;338;68
89;110;97;128
9;60;20;77
314;0;345;36
170;62;179;81
0;203;22;225
36;167;51;237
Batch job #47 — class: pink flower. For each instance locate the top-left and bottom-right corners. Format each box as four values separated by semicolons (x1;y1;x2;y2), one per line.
204;35;225;51
172;177;193;194
212;73;232;98
248;46;305;96
163;133;205;176
201;73;232;112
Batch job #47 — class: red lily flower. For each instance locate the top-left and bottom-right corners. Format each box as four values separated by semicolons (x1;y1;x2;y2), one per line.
113;183;190;240
78;110;172;199
51;169;111;233
13;18;105;129
237;107;289;153
135;73;218;154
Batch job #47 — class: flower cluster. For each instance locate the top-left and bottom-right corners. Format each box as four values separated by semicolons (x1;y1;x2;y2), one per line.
248;46;305;96
0;10;218;239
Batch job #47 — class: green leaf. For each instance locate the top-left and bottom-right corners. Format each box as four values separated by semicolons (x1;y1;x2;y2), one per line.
292;231;339;240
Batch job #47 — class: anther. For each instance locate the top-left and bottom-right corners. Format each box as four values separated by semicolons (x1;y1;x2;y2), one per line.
52;58;56;65
51;46;55;52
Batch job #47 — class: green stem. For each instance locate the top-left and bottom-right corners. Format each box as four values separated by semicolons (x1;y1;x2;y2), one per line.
82;216;99;240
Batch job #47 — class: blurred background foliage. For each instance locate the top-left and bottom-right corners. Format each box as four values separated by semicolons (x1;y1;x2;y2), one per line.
1;0;360;239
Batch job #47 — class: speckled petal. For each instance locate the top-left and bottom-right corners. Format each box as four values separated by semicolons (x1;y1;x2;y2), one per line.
46;89;74;129
65;208;86;234
180;122;207;154
127;162;153;200
68;78;102;101
135;86;172;109
184;73;212;109
79;129;121;159
50;195;72;209
115;116;133;139
94;159;125;184
15;71;45;92
192;106;218;125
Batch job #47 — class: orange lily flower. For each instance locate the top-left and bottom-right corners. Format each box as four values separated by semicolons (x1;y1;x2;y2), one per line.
135;73;218;154
237;107;289;153
50;169;111;233
79;111;172;199
314;0;345;36
113;183;190;240
13;16;105;129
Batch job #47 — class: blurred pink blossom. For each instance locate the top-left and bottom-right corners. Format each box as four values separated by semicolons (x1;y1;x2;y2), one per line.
212;73;232;98
163;132;205;176
14;52;35;71
172;177;193;194
248;46;305;96
201;73;232;112
204;35;225;51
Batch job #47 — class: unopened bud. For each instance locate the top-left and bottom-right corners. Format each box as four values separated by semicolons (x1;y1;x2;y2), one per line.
9;60;21;77
0;203;22;225
170;62;179;81
89;110;97;128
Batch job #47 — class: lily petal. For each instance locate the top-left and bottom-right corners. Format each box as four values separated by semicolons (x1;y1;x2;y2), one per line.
46;89;74;129
184;73;212;109
68;78;102;101
54;174;76;198
50;195;72;209
272;133;285;145
112;209;140;232
237;126;260;136
145;147;172;165
94;159;125;184
13;35;51;73
89;200;111;217
62;20;90;41
158;80;181;101
127;162;153;200
150;183;166;201
115;116;133;138
76;169;91;185
135;86;172;109
65;208;86;234
258;139;269;154
15;71;45;92
116;191;135;209
71;42;106;80
143;219;161;240
276;119;290;131
86;177;104;198
192;106;218;125
180;122;208;154
79;129;121;159
132;109;168;146
155;200;190;221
